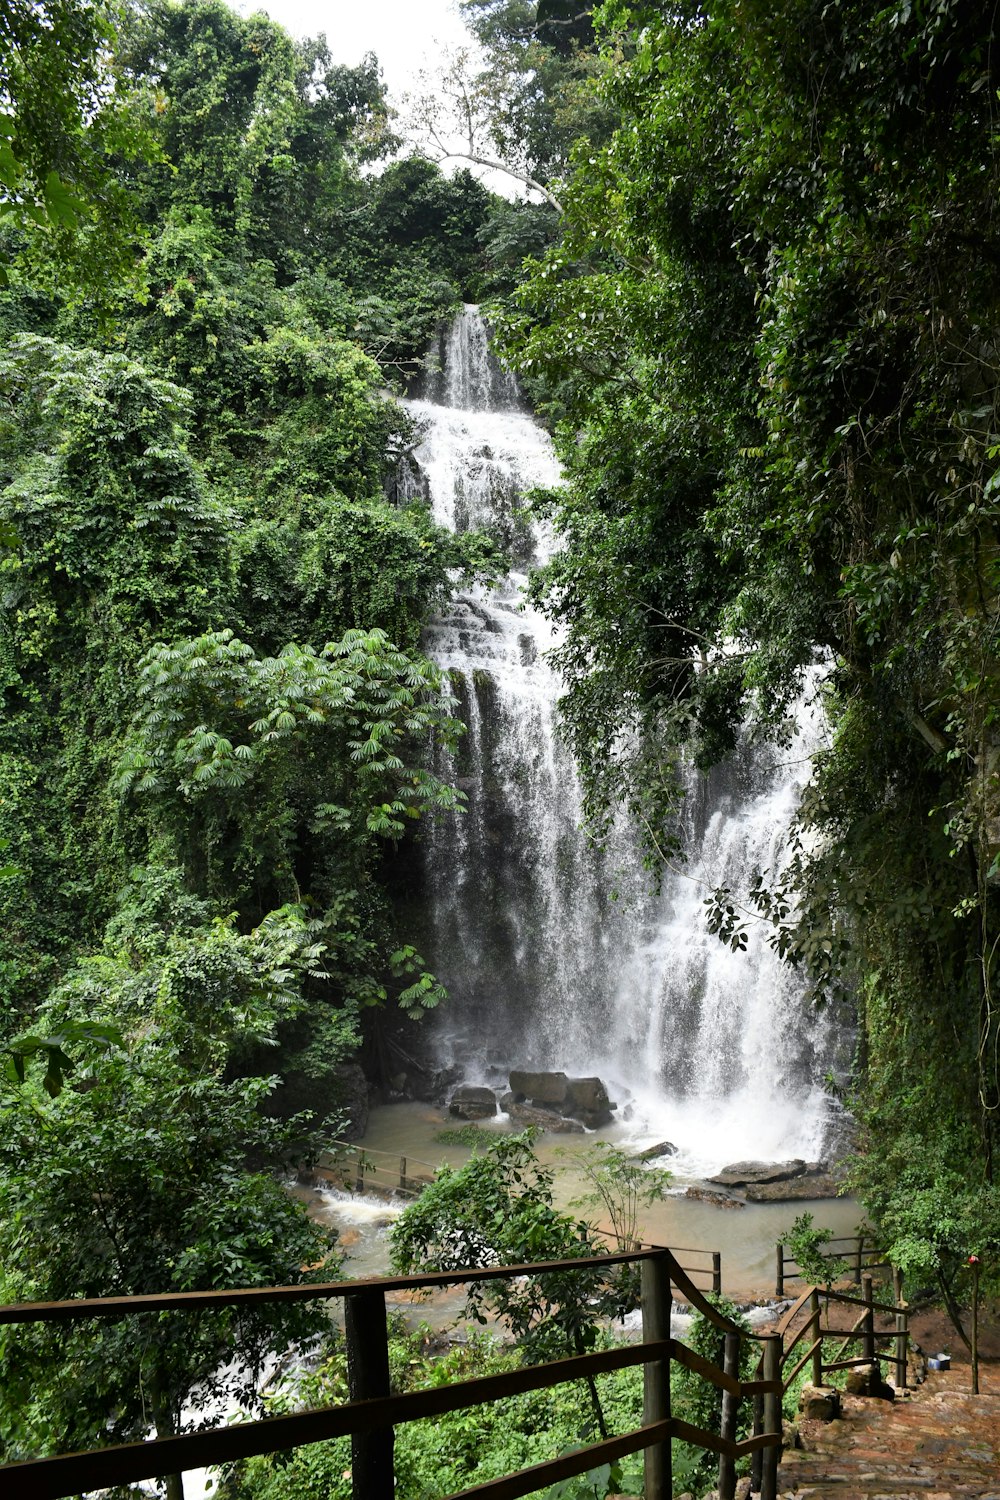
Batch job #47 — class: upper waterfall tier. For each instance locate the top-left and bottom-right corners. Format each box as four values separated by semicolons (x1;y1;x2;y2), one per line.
400;309;559;561
403;401;561;563
421;304;521;412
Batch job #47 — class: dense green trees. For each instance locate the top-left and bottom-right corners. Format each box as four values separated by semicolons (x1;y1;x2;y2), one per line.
5;0;999;1463
490;0;1000;1297
457;0;609;196
0;0;529;1461
0;891;336;1489
0;0;510;1033
0;0;149;296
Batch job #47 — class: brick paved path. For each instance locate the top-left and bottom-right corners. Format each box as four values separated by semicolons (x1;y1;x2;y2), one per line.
779;1364;1000;1499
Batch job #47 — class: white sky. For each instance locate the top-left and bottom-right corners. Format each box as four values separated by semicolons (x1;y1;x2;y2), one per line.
236;0;476;101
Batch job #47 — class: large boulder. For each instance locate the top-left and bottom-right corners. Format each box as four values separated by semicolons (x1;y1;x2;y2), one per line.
684;1186;744;1210
563;1076;606;1112
509;1069;568;1105
406;1063;461;1104
563;1076;614;1127
500;1092;585;1133
845;1365;895;1400
710;1159;807;1187
798;1385;841;1421
506;1070;615;1128
744;1173;842;1201
637;1140;678;1162
449;1085;498;1121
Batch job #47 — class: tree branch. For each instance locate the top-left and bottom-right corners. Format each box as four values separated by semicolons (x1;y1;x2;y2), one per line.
419;143;564;213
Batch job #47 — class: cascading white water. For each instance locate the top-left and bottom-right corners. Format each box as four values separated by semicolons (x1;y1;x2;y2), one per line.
404;306;845;1176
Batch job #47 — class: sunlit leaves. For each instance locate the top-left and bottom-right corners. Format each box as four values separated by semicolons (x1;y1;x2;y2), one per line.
119;627;462;814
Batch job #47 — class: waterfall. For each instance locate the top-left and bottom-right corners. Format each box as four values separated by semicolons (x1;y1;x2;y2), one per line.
404;306;845;1177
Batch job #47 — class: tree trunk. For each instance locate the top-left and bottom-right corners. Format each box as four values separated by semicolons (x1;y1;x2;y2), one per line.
163;1469;184;1500
150;1371;184;1500
936;1269;973;1353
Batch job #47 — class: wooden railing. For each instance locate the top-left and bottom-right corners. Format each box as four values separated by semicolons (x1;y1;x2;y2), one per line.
0;1246;782;1500
312;1139;441;1197
775;1232;892;1298
670;1244;722;1296
774;1272;910;1398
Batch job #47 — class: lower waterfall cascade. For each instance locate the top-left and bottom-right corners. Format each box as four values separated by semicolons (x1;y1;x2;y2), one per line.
401;305;848;1178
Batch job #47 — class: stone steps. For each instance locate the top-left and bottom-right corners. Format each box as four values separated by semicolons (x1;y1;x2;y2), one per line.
776;1367;1000;1500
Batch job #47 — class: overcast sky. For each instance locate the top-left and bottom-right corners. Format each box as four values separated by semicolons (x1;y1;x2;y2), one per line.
236;0;476;101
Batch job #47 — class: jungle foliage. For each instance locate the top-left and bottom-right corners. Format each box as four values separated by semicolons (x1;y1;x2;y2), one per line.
0;0;544;1464
5;0;1000;1466
0;0;530;1041
225;1136;742;1500
487;0;1000;1303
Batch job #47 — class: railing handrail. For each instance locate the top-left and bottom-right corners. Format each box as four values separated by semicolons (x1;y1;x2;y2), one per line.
0;1245;669;1325
807;1284;900;1317
322;1140;441;1175
0;1356;678;1500
773;1278;910;1399
775;1281;900;1331
0;1242;785;1500
775;1231;896;1298
800;1234;873;1246
0;1241;730;1328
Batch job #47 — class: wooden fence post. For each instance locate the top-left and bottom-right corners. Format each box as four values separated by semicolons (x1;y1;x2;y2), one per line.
760;1334;781;1500
855;1233;864;1286
750;1389;764;1497
971;1256;981;1396
775;1243;784;1299
399;1156;406;1191
895;1303;908;1390
718;1329;740;1500
712;1251;722;1296
345;1287;394;1500
861;1272;876;1394
642;1251;672;1500
809;1288;822;1387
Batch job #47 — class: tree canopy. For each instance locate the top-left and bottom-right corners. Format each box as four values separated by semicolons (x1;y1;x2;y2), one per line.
489;0;1000;1300
3;0;1000;1440
0;1;530;1456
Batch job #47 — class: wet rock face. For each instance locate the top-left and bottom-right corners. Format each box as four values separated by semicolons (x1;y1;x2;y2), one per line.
708;1158;843;1199
710;1159;810;1187
448;1085;498;1120
744;1173;842;1201
331;1062;370;1141
684;1186;744;1210
500;1093;586;1132
637;1140;678;1161
506;1069;615;1129
798;1385;842;1421
509;1069;569;1104
564;1076;614;1128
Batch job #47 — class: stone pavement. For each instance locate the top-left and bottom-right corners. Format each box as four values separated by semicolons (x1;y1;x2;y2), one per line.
778;1364;1000;1499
